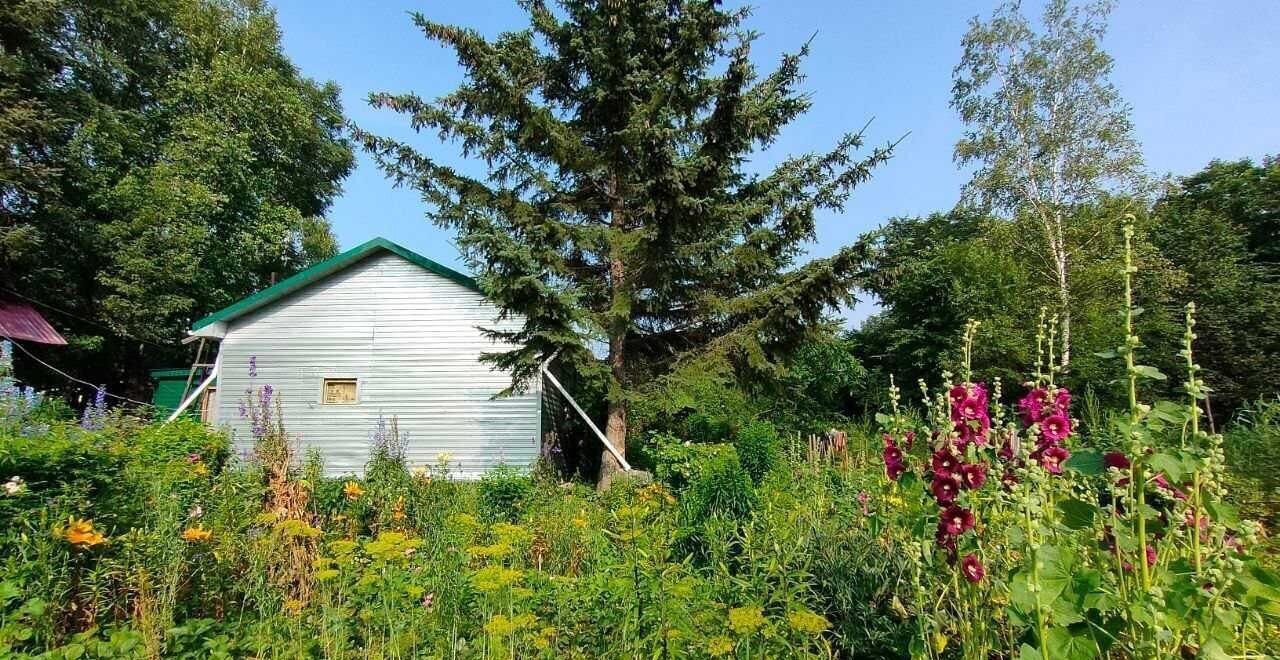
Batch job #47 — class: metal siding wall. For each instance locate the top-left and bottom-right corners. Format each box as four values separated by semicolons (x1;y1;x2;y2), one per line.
213;252;540;478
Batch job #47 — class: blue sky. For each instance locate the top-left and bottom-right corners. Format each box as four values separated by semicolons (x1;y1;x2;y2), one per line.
271;0;1279;324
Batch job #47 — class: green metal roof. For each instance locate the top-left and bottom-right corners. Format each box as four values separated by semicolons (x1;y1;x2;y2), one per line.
191;237;479;331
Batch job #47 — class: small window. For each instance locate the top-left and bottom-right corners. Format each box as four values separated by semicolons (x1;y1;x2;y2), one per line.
322;378;358;405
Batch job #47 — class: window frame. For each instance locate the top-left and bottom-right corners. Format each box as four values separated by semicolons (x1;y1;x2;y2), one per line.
319;377;360;405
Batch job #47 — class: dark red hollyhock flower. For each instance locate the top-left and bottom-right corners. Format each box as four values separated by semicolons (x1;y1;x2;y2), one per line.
960;553;986;583
883;444;903;465
932;448;961;476
1001;469;1020;490
903;431;916;450
949;384;970;407
1103;452;1131;470
959;463;987;490
1039;445;1071;474
931;473;962;504
940;504;976;536
885;460;906;482
882;433;894;447
934;526;958;560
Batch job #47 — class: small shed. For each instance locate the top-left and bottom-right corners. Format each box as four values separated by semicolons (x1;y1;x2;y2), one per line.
184;238;541;478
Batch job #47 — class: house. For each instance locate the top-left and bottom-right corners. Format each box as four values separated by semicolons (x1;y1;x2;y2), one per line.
182;237;541;478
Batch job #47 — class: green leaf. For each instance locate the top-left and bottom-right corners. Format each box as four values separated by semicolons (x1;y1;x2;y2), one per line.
1064;449;1105;476
1057;498;1098;530
1133;365;1167;380
1018;643;1043;660
1205;500;1239;527
875;412;891;425
1149;453;1185;482
1093;349;1118;359
1046;625;1099;660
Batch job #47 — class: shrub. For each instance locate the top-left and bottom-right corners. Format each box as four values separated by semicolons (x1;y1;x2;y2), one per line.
478;464;533;522
733;419;781;484
682;444;756;524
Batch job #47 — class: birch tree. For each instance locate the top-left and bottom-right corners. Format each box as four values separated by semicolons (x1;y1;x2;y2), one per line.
952;0;1142;367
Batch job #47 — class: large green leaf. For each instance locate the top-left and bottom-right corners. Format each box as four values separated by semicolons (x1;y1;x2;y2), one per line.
1064;449;1105;476
1046;625;1099;660
1057;498;1098;530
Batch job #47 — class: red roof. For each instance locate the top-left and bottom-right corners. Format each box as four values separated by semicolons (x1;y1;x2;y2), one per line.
0;300;67;345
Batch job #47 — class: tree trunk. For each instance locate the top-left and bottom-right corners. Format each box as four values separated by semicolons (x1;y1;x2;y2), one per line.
598;177;629;489
598;328;627;489
1054;240;1071;368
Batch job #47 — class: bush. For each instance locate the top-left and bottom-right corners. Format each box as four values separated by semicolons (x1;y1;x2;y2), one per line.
682;443;756;523
733;419;781;484
478;463;533;522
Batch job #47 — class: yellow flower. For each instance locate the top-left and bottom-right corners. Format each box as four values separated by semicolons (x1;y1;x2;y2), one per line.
181;526;212;542
707;636;734;657
728;605;766;636
315;568;340;581
283;598;304;616
471;565;523;592
191;462;209;477
932;631;949;654
572;517;588;528
62;517;106;548
342;481;364;500
786;608;829;635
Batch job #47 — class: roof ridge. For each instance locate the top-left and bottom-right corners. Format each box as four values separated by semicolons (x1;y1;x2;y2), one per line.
190;237;479;332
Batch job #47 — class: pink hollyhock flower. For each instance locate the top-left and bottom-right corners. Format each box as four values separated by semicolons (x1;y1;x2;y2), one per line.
949;384;970;407
931;473;962;504
960;553;985;583
1146;544;1157;567
954;422;974;448
1053;387;1071;412
1151;473;1189;500
940;504;976;536
1040;414;1072;443
955;396;985;421
858;490;870;515
1018;388;1048;424
932;448;960;476
959;463;987;490
1039;445;1071;474
1103;452;1131;470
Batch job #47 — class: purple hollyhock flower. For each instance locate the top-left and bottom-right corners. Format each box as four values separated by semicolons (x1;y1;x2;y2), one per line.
1039;445;1071;475
932;448;961;476
931;473;962;504
961;553;985;583
959;463;987;490
940;504;976;536
1104;451;1131;470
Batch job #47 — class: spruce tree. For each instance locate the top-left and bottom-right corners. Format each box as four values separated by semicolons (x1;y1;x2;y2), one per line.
358;0;892;483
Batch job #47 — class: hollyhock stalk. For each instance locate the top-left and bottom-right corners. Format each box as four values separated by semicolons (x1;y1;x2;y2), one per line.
1121;222;1152;592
